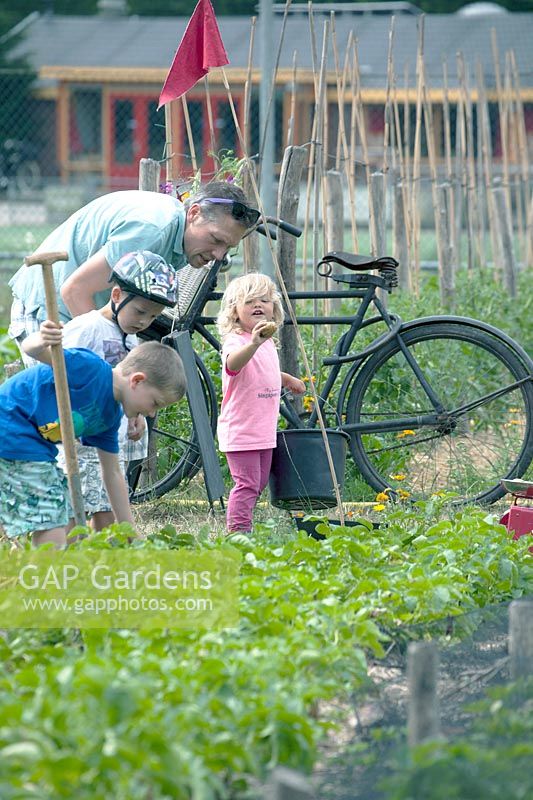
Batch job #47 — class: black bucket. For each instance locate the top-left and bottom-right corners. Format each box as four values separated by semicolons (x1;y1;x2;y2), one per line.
269;429;350;511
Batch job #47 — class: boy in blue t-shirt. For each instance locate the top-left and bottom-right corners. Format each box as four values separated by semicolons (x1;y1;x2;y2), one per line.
0;320;186;547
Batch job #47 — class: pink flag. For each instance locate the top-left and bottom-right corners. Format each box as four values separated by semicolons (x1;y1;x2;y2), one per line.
158;0;229;110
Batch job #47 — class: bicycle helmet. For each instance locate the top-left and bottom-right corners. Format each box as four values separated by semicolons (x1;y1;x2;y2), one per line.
110;250;177;308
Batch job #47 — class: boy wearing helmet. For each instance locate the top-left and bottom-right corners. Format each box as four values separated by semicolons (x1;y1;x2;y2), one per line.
54;250;177;531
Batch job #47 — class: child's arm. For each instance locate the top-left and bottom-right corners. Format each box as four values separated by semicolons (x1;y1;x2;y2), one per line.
97;449;135;526
21;319;63;365
281;372;306;394
226;321;274;372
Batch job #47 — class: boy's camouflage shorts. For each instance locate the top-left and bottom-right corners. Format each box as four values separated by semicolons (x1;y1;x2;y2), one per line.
0;457;73;538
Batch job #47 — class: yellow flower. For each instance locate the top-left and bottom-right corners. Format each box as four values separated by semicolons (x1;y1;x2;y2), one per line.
375;491;390;503
374;504;386;511
398;489;411;499
391;473;406;481
397;430;415;438
303;396;314;412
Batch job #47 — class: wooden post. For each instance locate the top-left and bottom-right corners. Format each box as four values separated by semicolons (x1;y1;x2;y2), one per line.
493;185;517;297
509;598;533;680
138;158;160;193
242;162;260;273
407;641;440;748
369;172;386;257
393;180;410;292
437;183;455;308
325;169;344;313
278;145;306;410
265;766;314;799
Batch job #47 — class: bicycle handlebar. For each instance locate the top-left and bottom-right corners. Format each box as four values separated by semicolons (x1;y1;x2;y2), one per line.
254;216;302;240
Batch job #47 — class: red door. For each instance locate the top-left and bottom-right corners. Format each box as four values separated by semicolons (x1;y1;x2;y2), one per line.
108;93;166;189
107;92;240;189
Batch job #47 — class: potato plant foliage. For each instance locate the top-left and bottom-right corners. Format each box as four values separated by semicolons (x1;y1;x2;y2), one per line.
0;502;531;798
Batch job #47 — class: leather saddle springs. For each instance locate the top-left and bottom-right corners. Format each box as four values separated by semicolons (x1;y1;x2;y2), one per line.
317;251;399;287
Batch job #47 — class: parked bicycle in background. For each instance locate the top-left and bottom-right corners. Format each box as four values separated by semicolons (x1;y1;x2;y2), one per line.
0;138;42;195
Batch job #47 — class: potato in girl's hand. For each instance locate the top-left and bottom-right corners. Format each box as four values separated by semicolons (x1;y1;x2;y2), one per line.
259;321;277;338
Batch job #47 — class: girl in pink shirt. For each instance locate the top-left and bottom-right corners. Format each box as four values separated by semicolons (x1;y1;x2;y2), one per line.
217;273;305;532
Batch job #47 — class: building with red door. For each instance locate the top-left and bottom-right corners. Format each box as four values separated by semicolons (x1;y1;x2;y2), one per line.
3;2;533;191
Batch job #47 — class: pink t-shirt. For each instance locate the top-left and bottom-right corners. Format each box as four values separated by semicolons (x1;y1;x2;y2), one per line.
217;330;282;452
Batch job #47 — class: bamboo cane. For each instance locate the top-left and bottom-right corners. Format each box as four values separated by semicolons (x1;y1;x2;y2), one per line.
258;0;292;169
442;58;457;271
243;16;257;156
218;66;346;523
164;104;173;184
203;76;216;164
476;61;500;273
410;15;425;294
332;26;357;252
286;50;298;147
180;96;197;174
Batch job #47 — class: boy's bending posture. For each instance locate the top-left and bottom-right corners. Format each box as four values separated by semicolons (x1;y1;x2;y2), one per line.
57;250;178;531
0;325;186;547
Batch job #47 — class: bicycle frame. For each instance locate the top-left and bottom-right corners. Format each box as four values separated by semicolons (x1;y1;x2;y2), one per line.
162;260;532;443
160;264;419;431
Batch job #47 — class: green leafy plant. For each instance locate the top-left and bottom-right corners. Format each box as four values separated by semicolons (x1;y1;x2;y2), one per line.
0;506;531;797
386;679;533;800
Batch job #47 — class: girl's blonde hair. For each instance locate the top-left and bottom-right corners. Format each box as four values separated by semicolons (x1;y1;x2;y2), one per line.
217;273;285;336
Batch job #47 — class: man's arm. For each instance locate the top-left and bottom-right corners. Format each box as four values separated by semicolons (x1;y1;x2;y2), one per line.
21;319;62;365
61;251;111;317
97;449;135;526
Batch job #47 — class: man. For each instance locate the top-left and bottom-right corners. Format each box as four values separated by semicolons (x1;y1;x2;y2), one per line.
8;180;259;352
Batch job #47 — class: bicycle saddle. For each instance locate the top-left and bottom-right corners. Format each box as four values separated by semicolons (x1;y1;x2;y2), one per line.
317;252;399;276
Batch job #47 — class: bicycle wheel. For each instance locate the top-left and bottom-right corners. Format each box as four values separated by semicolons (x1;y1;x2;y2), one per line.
15;160;41;194
129;354;218;503
346;322;533;504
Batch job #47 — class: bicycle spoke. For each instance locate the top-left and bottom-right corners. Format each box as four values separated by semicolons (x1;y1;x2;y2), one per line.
346;323;533;504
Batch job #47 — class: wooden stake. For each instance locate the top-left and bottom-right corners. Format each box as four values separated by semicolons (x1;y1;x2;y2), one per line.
331;25;357;253
219;65;346;524
164;104;174;184
243;16;257;156
286;50;298;147
411;15;425;294
203;76;216;163
181;95;198;174
476;61;499;273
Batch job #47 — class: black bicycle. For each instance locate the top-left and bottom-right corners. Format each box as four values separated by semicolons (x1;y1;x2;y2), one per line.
132;219;533;507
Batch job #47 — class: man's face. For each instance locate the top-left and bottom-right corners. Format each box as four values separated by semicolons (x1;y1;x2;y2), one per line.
183;204;246;268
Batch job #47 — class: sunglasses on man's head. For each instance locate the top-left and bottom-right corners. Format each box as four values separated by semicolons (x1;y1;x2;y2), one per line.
200;198;261;228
